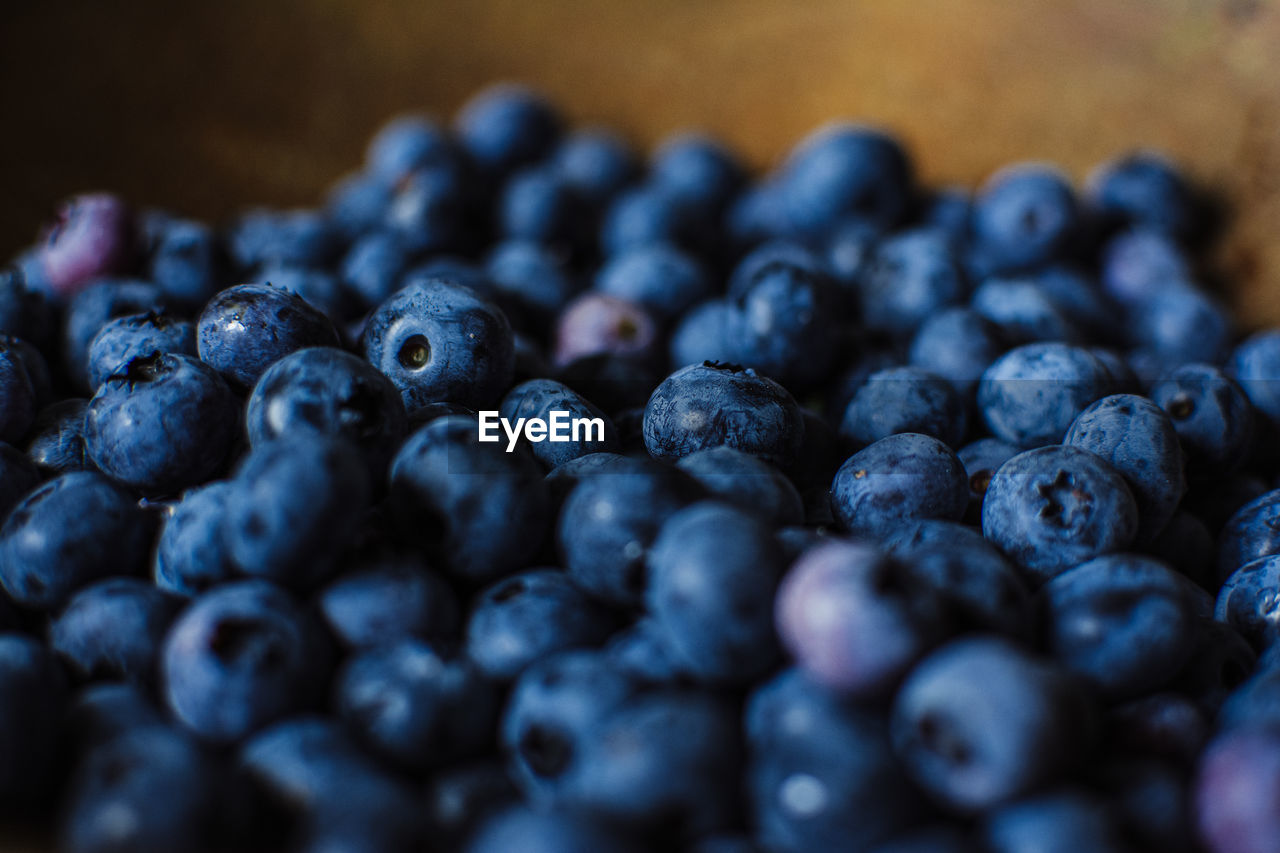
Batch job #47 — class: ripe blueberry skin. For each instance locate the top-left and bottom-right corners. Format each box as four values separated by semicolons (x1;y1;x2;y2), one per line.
153;481;237;597
958;437;1019;523
644;361;805;467
552;127;639;207
85;352;240;495
971;163;1080;273
335;638;497;771
1150;363;1254;480
830;433;969;539
245;346;408;480
1219;664;1280;732
745;669;924;852
1038;555;1197;699
37;193;136;299
603;617;692;684
1230;329;1280;427
362;277;516;413
66;682;168;756
389;415;548;584
86;311;197;391
675;446;804;526
978;343;1113;448
498;378;619;469
455;84;563;179
0;441;40;520
465;806;644;853
60;725;222;853
860;228;967;337
981;445;1139;584
143;216;222;308
500;165;588;251
0;267;55;351
1195;729;1280;853
669;299;734;369
50;577;181;686
1104;693;1209;766
646;502;785;684
0;337;40;443
1088;151;1198;240
596;244;710;322
600;184;704;256
339;230;411;308
325;171;394;240
384;164;477;255
970;277;1082;346
1217;489;1280;584
223;436;371;590
777;122;914;236
909;307;1008;396
197;283;341;391
556;459;701;607
364;113;457;184
840;366;969;448
485;239;580;331
465;569;617;680
776;540;951;696
0;634;67;801
980;790;1128;853
1215;555;1280;650
891;637;1095;813
317;553;459;650
259;265;350;324
1064;394;1186;544
650;132;744;213
0;471;154;610
424;759;520;848
161;580;328;744
553;292;659;367
1131;284;1234;370
1172;618;1257;713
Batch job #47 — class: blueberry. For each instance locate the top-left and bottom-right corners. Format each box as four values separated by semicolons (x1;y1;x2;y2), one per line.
383;164;475;254
1146;509;1216;590
1088;151;1198;239
1171;618;1257;712
0;266;55;350
0;472;154;609
0;337;40;443
86;311;197;390
197;283;341;391
144;217;222;308
669;299;734;369
970;277;1081;345
1217;489;1280;583
65;682;168;756
552;128;638;206
339;230;412;308
0;634;67;801
649;132;744;213
824;217;883;290
1219;665;1280;732
464;806;643;853
776;540;950;695
364;113;456;184
891;636;1095;812
830;433;969;539
981;445;1138;583
1215;555;1280;650
226;208;337;272
50;577;181;685
1196;729;1280;853
1064;393;1186;543
553;292;659;367
424;760;519;849
971;164;1079;273
466;569;617;680
1038;555;1197;698
1150;363;1254;479
362;276;515;413
500;165;587;250
557;351;661;416
85;352;239;494
675;446;803;526
600;184;703;256
335;638;497;770
1131;284;1233;369
245;346;407;480
596;244;710;322
957;437;1019;523
325;172;394;240
1230;329;1280;427
497;378;618;469
909;307;1007;396
260;265;349;322
37;193;136;299
153;481;237;597
978;343;1113;448
644;361;805;466
389;415;547;583
980;790;1128;853
316;552;459;650
485;239;580;329
223;436;371;589
860;229;967;337
0;441;40;520
603;617;691;684
1104;693;1208;766
840;366;968;448
1100;227;1193;307
455;84;562;178
161;580;327;743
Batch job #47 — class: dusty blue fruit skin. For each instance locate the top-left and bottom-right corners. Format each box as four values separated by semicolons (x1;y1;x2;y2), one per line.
423;760;520;849
465;806;644;853
860;229;967;337
1196;729;1280;853
325;172;394;240
1218;490;1280;584
650;133;745;213
245;346;408;480
1130;284;1234;371
65;682;168;757
317;553;459;651
981;791;1128;853
153;481;238;597
86;311;197;390
552;128;639;207
65;283;169;387
0;634;67;801
557;459;702;607
485;239;579;330
85;352;240;495
339;230;411;308
595;244;710;322
646;502;785;684
362;277;516;414
1230;329;1280;427
891;637;1095;814
384;164;476;255
909;307;1008;395
1216;555;1280;650
746;669;924;852
0;471;154;610
1063;394;1186;544
1150;363;1254;480
497;378;618;469
1038;555;1196;699
970;277;1081;346
982;445;1139;584
600;184;704;256
335;638;497;771
501;165;588;251
161;580;328;744
0;441;40;520
144;217;222;308
50;577;181;686
0;336;39;443
259;265;350;323
224;436;370;590
958;437;1020;523
1088;151;1198;239
604;617;691;684
971;163;1080;274
197;283;341;391
0;267;55;351
669;299;734;369
60;725;222;853
777;123;914;237
466;569;617;680
226;208;337;272
830;433;969;539
455;84;563;179
978;343;1113;448
643;362;805;467
675;445;804;526
365;114;457;184
840;366;969;448
389;415;548;584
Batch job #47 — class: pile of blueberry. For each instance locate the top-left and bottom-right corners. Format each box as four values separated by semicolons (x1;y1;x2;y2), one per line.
3;82;1280;853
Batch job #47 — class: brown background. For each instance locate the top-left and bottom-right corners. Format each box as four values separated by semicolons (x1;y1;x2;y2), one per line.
2;0;1279;322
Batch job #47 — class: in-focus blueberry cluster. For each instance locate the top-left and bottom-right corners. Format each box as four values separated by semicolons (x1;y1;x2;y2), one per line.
1;84;1279;853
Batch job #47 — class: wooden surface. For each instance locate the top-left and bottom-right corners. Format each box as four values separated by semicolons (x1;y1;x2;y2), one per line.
1;0;1279;321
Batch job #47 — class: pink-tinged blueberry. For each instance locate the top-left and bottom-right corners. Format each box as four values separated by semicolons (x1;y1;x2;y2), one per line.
38;193;136;299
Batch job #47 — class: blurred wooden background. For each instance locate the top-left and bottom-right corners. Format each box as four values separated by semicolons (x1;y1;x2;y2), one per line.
2;0;1279;319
